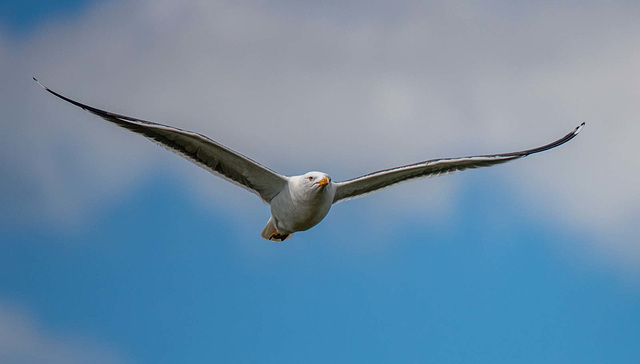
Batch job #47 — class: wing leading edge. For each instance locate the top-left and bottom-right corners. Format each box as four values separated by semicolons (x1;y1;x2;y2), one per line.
34;78;288;203
333;123;584;203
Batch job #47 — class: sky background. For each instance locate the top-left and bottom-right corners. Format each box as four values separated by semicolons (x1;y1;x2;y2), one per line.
1;0;639;362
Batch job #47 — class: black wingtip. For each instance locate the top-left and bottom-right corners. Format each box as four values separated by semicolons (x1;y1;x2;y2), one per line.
33;77;48;90
505;122;585;158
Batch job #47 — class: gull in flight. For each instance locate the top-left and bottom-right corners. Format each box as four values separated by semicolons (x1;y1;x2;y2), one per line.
35;78;584;241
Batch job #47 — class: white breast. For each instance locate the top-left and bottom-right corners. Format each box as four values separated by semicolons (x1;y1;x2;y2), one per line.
269;177;335;234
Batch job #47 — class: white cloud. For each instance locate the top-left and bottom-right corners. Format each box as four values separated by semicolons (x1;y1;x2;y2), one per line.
1;0;639;269
0;302;127;364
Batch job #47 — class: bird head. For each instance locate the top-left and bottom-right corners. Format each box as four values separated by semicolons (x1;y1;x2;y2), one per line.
303;172;332;189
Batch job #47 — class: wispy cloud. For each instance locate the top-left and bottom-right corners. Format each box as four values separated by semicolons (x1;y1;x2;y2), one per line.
0;302;126;363
1;0;638;269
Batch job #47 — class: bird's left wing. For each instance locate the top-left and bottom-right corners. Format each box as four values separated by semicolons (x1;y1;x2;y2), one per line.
35;78;288;203
333;123;584;204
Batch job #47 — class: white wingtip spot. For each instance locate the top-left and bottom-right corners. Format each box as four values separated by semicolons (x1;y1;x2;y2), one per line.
33;77;48;90
575;122;585;134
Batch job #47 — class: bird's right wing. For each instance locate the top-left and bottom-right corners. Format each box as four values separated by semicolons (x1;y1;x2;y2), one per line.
35;79;288;203
333;123;584;204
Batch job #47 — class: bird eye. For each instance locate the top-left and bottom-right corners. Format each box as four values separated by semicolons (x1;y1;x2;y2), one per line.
308;176;313;181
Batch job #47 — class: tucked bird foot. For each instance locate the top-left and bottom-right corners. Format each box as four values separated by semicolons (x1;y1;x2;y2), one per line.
267;232;290;242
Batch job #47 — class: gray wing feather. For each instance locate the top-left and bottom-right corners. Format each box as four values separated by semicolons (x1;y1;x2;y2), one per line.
35;78;288;203
333;123;584;204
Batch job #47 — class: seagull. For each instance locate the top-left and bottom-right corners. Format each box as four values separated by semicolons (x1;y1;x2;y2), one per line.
34;78;584;241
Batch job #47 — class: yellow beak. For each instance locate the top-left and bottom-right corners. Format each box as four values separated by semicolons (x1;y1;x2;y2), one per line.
316;177;330;186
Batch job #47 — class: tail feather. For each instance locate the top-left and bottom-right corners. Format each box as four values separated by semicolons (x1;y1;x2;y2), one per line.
260;217;277;240
260;217;292;242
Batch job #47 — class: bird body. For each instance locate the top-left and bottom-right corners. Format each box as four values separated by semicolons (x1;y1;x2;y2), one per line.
266;173;335;241
35;78;584;242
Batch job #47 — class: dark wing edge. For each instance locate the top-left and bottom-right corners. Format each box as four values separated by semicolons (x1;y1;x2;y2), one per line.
332;122;585;204
34;78;288;203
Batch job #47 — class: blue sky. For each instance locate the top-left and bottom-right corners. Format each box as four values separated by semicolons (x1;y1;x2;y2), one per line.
1;1;639;363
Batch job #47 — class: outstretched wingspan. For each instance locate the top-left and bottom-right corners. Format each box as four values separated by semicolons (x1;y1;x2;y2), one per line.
333;123;584;203
35;78;288;203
